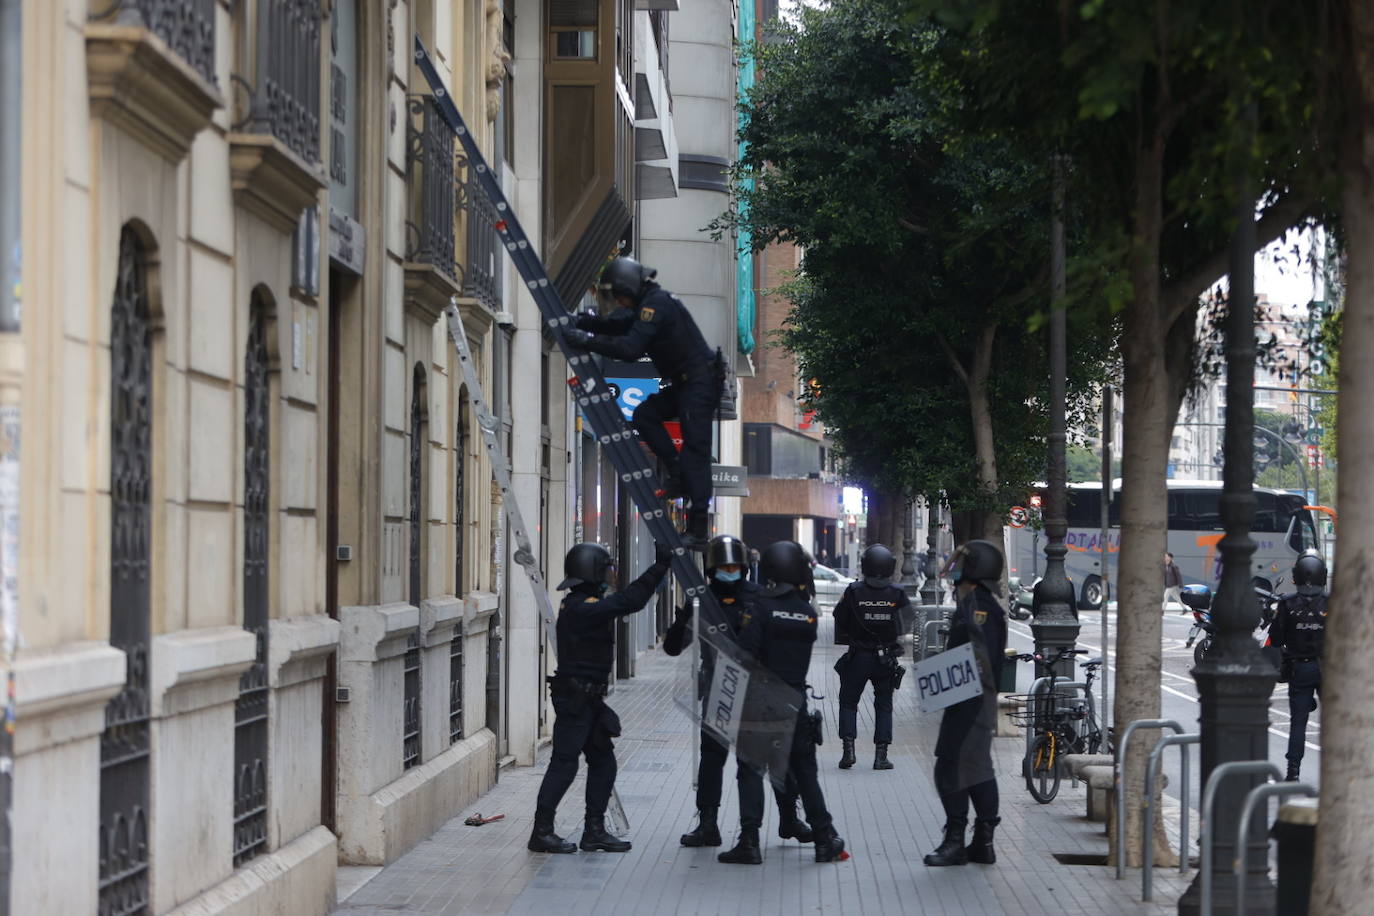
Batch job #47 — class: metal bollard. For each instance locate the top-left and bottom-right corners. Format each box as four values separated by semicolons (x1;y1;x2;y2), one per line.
1234;782;1316;916
1198;760;1281;916
1114;718;1183;880
1273;797;1319;915
1142;733;1200;900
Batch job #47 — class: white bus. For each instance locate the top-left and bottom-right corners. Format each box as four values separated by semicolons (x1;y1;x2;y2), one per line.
1005;480;1322;609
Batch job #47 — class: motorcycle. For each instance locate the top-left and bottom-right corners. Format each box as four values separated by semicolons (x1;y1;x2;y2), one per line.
1008;577;1034;621
1181;577;1284;667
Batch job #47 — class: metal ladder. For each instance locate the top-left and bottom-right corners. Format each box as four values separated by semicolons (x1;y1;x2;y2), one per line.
414;36;800;776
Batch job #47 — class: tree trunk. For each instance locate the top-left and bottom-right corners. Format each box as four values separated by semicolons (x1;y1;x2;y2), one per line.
1312;7;1374;908
967;324;1004;543
1110;138;1177;869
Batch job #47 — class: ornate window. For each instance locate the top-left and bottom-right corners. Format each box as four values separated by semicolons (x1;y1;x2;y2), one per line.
233;293;271;866
101;226;153;916
403;365;426;769
449;624;464;745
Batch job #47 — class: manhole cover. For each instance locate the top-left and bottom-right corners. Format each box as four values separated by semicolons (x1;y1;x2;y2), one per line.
1053;852;1110;866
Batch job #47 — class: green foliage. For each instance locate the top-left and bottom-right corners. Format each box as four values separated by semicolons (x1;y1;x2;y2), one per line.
729;0;1110;517
1316;308;1341;463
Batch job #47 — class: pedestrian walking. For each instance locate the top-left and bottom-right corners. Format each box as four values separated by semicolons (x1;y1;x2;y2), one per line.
564;256;721;549
1268;550;1328;782
924;540;1007;868
719;541;847;865
747;548;761;583
663;534;813;848
834;544;910;771
1163;551;1184;612
528;540;672;854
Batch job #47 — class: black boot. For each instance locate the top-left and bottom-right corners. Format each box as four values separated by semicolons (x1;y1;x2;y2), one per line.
1286;760;1301;782
656;462;684;500
839;739;856;769
680;510;710;552
873;743;894;770
680;808;722;847
777;805;814;843
717;827;763;865
527;809;576;854
967;817;1000;864
923;819;968;867
580;815;632;852
813;825;847;863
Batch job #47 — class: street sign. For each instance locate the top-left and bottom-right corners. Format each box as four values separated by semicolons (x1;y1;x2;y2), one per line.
711;464;750;497
913;642;983;713
604;376;659;422
1008;506;1028;529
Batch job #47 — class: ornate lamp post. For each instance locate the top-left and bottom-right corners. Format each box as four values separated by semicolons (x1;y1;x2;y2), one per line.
920;496;943;606
1031;157;1080;676
1178;105;1277;916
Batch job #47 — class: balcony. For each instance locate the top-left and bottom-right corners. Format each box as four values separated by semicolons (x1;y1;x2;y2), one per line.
229;0;327;233
86;0;223;162
403;96;503;328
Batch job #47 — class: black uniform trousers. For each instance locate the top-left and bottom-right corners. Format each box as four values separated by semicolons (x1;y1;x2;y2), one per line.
736;709;832;832
1286;658;1321;764
837;649;895;744
696;726;804;814
632;373;717;509
535;694;619;819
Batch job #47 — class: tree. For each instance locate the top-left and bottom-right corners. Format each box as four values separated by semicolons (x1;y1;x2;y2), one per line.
904;0;1338;868
729;1;1108;544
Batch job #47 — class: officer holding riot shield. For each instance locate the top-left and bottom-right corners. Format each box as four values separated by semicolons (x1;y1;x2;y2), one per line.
564;257;720;549
664;535;813;848
834;544;910;770
924;540;1007;868
1269;549;1329;782
528;540;672;854
719;541;846;865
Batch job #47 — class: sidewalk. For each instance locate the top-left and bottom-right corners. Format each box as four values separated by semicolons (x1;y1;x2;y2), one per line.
334;615;1192;915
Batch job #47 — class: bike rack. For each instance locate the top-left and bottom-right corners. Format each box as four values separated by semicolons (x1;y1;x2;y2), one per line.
1023;678;1093;773
1114;718;1184;880
1232;781;1316;916
1198;760;1282;916
920;618;950;660
1142;732;1200;900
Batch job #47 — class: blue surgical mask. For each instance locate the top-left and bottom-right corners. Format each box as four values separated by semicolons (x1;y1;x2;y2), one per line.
713;568;742;583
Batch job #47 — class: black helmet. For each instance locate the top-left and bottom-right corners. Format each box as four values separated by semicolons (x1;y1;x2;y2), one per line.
861;544;896;585
557;543;613;591
706;535;748;571
1293;550;1327;593
759;540;814;598
598;256;656;304
957;539;1004;585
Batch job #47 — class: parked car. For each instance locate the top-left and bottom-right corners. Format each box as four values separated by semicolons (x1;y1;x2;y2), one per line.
812;563;854;603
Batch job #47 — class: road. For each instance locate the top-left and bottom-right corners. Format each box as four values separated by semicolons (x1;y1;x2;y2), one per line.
1004;603;1321;809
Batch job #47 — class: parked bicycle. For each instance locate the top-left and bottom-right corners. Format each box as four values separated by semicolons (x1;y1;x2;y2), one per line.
1009;646;1108;803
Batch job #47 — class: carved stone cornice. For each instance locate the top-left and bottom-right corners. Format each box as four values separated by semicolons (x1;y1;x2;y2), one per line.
403;262;462;325
86;22;223;163
228;133;328;234
454;295;496;340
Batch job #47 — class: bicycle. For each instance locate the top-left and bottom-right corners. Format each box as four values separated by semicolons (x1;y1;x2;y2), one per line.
1009;647;1108;803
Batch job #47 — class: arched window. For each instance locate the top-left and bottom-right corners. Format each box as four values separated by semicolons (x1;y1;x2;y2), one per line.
101;225;153;913
403;364;427;769
234;291;271;865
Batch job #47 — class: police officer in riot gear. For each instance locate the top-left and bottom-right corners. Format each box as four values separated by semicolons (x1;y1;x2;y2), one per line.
528;540;673;854
925;540;1007;868
664;535;813;848
1269;549;1329;782
563;257;719;549
834;544;910;770
719;541;846;865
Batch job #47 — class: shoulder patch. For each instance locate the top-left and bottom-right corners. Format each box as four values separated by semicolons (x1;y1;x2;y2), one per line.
973;610;988;625
639;306;656;322
584;596;600;604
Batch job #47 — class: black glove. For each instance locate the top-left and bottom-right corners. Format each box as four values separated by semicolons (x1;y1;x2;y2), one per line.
654;541;674;566
575;308;600;329
563;328;594;349
674;600;694;624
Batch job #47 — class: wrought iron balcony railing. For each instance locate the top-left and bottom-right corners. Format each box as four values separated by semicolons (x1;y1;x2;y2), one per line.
463;176;501;311
92;0;218;87
406;96;460;284
236;0;322;165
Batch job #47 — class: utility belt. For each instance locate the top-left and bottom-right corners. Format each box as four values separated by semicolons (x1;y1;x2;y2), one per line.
669;350;726;385
839;644;906;689
547;674;608;715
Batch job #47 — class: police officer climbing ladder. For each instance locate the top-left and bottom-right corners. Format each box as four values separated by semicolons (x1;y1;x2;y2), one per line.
414;37;801;782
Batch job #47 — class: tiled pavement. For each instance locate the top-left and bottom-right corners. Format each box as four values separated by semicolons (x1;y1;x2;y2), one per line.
334;613;1194;915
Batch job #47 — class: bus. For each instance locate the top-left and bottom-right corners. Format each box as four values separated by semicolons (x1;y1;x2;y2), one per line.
1005;480;1322;609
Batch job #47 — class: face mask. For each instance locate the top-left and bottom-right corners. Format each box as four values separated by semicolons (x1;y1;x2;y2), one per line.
713;568;742;583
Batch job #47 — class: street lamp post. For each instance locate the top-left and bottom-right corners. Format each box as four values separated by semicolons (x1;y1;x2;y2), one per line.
921;496;942;606
1178;106;1278;916
1031;156;1080;678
